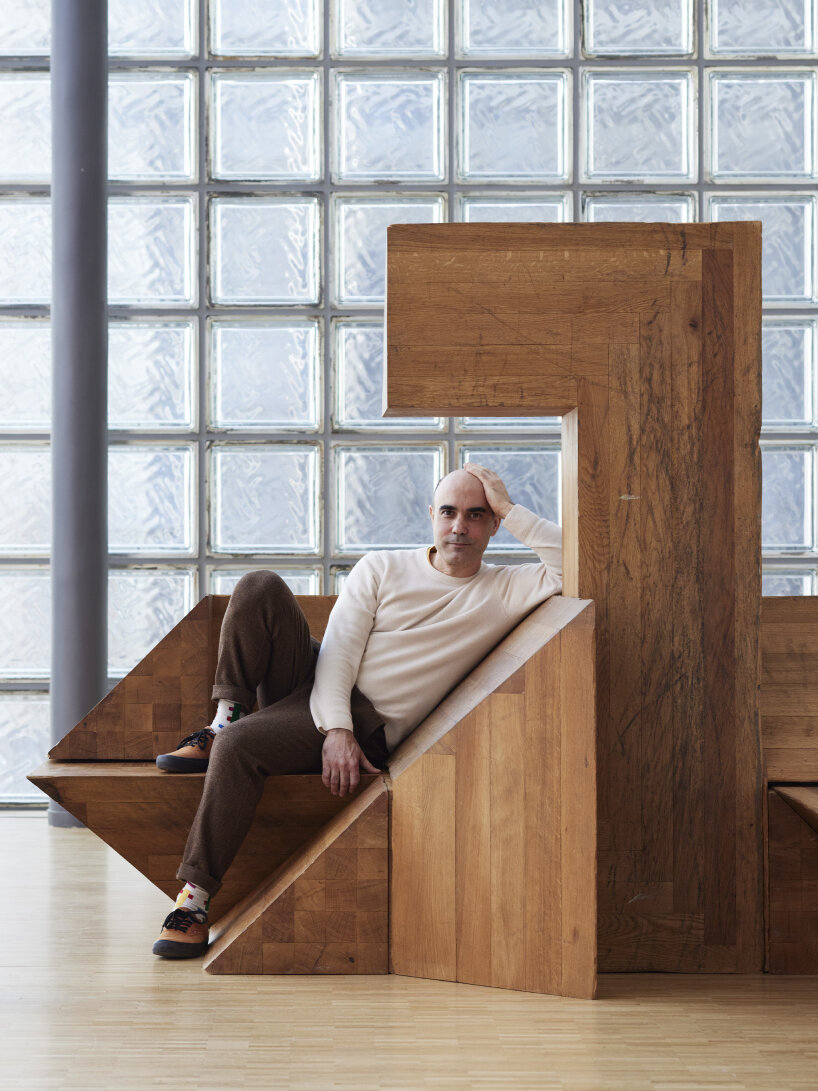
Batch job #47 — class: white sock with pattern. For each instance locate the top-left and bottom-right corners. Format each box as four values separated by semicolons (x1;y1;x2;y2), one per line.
209;699;244;734
175;882;210;920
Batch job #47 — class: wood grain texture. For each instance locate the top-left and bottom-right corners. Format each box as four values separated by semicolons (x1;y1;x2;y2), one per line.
389;600;597;999
761;596;818;782
386;221;762;973
204;779;389;975
767;788;818;974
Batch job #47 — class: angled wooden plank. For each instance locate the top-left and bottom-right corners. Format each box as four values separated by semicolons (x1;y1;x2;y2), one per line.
775;787;818;836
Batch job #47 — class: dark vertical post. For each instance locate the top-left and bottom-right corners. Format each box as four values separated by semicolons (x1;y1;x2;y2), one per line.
49;0;108;826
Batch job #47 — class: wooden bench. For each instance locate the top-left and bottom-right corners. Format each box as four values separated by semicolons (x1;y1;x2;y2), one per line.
30;592;597;997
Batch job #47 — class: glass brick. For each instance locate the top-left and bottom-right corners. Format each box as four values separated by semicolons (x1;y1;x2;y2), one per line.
707;195;816;305
211;445;320;554
0;570;50;679
333;196;445;305
333;320;444;430
0;445;50;555
331;567;351;592
210;0;321;57
335;445;444;552
0;1;50;56
109;0;196;57
334;0;445;56
108;568;194;676
457;194;570;222
0;694;50;803
210;320;321;431
762;570;813;595
109;73;195;182
584;0;694;56
583;70;696;181
456;416;561;431
584;193;696;222
0;320;50;431
709;0;816;57
333;72;445;182
210;198;320;305
709;72;815;181
459;0;569;57
0;73;50;182
457;444;560;552
210;72;321;182
108;445;194;555
0;198;50;304
761;446;813;550
109;322;196;431
108;197;196;306
762;319;815;427
459;71;569;181
210;567;321;595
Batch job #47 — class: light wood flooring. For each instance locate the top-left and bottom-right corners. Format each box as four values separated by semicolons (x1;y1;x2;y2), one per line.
3;813;817;1091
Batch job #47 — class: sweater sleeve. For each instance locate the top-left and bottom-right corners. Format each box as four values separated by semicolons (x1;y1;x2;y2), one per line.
502;505;563;583
309;553;381;735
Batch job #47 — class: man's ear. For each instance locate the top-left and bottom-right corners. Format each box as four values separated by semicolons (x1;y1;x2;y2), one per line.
429;504;434;522
489;515;500;536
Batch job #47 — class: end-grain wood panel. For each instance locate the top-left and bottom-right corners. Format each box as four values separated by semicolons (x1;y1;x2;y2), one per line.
386;221;762;973
48;594;337;761
761;596;818;783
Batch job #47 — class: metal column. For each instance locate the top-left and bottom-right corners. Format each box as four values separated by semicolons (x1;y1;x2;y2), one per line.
49;0;108;826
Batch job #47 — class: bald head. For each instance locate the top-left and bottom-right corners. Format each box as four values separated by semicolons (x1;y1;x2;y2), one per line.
432;468;488;507
428;468;499;577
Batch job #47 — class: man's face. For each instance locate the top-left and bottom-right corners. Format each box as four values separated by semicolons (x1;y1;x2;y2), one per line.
429;470;500;577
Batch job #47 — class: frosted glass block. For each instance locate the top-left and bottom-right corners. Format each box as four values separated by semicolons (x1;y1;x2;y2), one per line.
109;322;196;431
583;71;696;182
108;198;196;306
584;193;696;222
210;567;321;595
334;320;443;430
333;72;445;182
457;445;560;552
459;72;569;181
584;0;693;56
334;0;445;56
210;321;320;430
334;197;444;305
109;74;195;182
458;194;569;222
0;199;50;304
709;73;815;181
211;445;319;553
109;0;196;57
0;570;50;679
0;74;50;182
211;199;319;305
108;445;194;555
762;570;813;595
457;416;561;430
331;568;351;592
761;446;813;550
108;569;194;676
211;72;321;182
708;195;816;304
762;320;814;427
0;446;50;555
0;320;50;431
0;694;50;802
335;445;444;551
210;0;321;57
0;1;50;55
710;0;815;57
459;0;568;57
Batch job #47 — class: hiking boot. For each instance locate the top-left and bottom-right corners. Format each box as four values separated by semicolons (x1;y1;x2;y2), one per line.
156;728;215;773
152;908;209;959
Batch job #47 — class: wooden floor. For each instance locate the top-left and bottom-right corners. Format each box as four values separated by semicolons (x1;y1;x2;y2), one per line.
3;815;818;1091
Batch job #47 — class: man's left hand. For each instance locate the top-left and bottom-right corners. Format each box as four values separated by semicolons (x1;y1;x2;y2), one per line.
463;462;514;519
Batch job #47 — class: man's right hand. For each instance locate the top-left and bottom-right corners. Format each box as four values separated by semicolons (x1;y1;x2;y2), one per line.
321;728;380;797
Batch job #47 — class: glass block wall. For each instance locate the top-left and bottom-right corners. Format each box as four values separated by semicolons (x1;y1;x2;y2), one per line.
1;0;817;800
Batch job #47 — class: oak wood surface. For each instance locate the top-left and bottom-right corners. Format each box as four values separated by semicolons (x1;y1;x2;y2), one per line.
767;788;818;974
761;596;818;783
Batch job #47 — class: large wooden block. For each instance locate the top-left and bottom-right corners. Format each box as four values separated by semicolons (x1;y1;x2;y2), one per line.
386;221;762;973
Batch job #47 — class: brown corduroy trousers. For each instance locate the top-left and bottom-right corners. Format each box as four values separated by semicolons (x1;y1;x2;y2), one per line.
176;570;387;896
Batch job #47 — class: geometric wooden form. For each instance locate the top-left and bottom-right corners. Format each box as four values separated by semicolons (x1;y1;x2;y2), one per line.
767;788;818;974
761;596;818;782
386;221;763;973
389;596;596;999
203;779;389;974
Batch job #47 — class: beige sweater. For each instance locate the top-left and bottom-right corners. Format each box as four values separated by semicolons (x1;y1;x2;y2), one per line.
309;505;563;751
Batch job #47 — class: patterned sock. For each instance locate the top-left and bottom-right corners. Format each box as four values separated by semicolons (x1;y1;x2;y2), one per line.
209;699;244;735
175;882;210;921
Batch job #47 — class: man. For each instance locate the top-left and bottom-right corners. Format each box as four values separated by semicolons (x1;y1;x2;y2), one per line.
152;463;562;958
